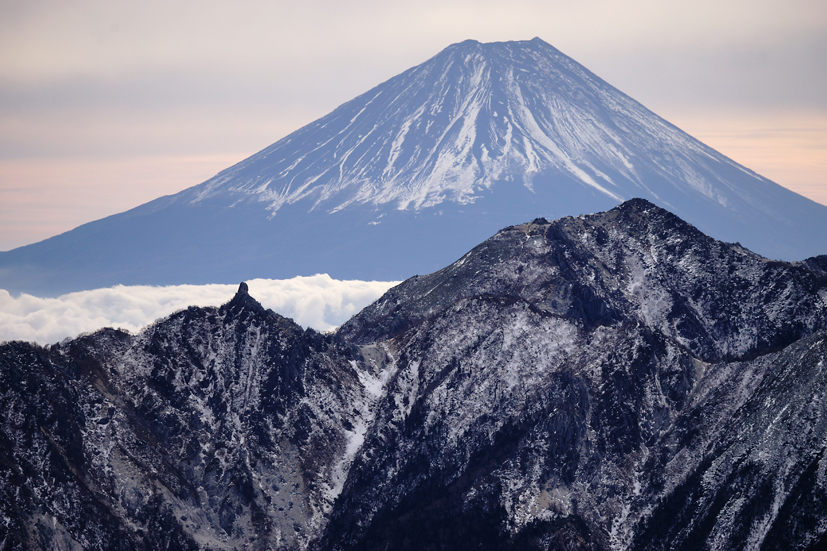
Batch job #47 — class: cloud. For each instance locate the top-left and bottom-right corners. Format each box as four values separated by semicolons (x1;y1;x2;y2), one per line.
0;275;399;345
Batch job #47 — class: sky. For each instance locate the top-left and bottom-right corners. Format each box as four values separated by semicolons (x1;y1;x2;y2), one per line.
1;0;826;252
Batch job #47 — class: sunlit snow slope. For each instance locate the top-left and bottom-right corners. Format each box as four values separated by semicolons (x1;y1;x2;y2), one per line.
2;38;825;295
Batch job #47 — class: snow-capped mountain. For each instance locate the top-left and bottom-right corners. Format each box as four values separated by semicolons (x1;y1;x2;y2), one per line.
1;38;826;295
189;38;803;223
2;200;827;549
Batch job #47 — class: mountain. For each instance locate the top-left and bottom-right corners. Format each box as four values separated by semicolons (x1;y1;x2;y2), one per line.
2;200;827;550
2;38;826;296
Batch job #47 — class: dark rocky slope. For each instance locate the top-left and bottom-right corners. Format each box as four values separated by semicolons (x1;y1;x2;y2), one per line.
0;284;385;550
2;199;827;550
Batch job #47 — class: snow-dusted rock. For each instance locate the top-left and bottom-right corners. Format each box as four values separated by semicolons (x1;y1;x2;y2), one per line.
2;201;827;549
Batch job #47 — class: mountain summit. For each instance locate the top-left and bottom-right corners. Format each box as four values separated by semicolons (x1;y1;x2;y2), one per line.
2;38;826;294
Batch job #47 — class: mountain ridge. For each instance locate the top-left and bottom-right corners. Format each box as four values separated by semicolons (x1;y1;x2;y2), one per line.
2;200;827;549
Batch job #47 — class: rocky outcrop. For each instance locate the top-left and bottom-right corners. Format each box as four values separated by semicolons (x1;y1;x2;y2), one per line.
0;285;385;550
2;200;827;550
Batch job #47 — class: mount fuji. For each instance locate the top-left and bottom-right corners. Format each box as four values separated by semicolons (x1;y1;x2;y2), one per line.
2;38;826;295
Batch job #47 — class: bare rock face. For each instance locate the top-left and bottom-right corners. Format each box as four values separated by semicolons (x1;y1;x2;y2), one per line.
327;199;827;550
0;285;385;550
2;200;827;550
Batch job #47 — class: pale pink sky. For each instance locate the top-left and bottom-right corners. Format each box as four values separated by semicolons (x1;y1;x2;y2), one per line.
1;0;825;251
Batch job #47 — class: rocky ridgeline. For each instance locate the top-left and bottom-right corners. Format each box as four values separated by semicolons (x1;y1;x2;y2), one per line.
2;199;827;550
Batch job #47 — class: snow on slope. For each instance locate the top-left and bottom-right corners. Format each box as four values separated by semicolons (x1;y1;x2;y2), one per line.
184;38;789;221
2;38;825;297
3;201;827;550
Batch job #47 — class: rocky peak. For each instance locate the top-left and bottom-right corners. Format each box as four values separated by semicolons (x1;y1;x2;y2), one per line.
2;202;827;550
341;199;827;361
223;280;268;317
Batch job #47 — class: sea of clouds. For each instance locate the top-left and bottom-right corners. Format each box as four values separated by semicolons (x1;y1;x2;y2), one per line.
0;275;399;345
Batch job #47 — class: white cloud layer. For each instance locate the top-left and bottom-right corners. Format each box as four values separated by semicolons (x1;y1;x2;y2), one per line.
0;275;399;345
